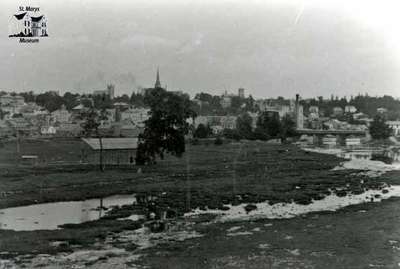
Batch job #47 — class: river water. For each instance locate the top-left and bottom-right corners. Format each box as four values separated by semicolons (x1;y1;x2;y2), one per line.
0;194;137;231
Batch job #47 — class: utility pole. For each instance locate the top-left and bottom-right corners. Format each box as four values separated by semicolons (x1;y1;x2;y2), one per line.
16;129;20;166
99;135;104;172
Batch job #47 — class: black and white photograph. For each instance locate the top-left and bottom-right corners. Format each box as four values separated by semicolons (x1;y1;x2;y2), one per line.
1;0;400;268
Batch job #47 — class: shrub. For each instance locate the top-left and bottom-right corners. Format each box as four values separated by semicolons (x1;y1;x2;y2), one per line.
214;136;223;145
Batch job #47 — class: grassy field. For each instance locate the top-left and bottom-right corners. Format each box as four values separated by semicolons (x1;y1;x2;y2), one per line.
0;138;384;210
0;138;399;259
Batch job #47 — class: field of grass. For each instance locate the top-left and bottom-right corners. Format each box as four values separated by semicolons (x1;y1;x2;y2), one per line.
0;138;382;210
0;138;399;259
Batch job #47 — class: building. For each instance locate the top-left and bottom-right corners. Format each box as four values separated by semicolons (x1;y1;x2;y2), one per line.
55;123;83;137
345;105;357;113
40;126;56;136
71;104;87;115
220;96;232;108
9;12;47;37
332;107;344;116
345;136;362;147
309;106;319;114
238;88;245;98
353;112;368;120
81;138;138;166
119;125;143;138
0;94;25;107
120;107;150;125
8;117;38;136
194;115;237;133
377;107;388;114
51;105;71;123
256;98;296;119
0;120;13;137
387;121;400;136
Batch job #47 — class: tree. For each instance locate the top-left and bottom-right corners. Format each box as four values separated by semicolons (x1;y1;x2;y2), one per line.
194;124;212;138
236;112;254;139
245;95;255;112
80;109;105;171
279;114;296;141
36;92;64;112
256;111;281;139
20;91;35;103
63;92;80;110
136;88;196;165
369;114;392;139
130;92;145;107
93;94;112;110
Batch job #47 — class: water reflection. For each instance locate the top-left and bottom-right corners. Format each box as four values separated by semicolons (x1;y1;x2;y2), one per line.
0;194;137;231
336;147;400;163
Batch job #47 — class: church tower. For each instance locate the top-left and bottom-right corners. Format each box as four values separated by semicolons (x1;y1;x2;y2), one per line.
155;67;161;88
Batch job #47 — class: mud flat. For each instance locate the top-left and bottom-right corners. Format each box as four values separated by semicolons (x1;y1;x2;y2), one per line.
185;186;400;221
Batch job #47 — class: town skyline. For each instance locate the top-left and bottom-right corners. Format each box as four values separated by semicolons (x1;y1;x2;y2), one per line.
2;0;400;98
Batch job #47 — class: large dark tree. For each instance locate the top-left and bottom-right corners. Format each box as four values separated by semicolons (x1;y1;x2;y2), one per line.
130;92;145;107
63;92;80;110
194;123;212;139
136;88;196;164
369;114;393;139
20;91;35;103
236;112;254;139
255;111;281;139
36;92;64;112
93;94;112;110
80;109;100;137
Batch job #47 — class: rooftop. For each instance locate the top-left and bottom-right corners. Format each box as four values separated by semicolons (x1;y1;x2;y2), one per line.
14;12;27;20
31;15;43;22
82;137;138;150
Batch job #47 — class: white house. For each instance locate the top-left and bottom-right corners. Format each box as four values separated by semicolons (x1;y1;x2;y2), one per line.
377;107;388;114
41;126;56;135
51;105;71;123
9;12;47;37
120;107;150;125
309;106;319;114
387;121;400;136
345;105;357;113
332;107;344;116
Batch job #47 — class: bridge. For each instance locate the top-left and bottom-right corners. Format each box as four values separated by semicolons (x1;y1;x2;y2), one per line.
296;128;368;146
296;128;366;136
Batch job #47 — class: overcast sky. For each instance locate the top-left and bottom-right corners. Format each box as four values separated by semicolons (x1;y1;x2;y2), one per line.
1;0;400;99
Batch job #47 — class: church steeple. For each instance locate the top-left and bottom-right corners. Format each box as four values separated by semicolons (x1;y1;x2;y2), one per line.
155;67;161;88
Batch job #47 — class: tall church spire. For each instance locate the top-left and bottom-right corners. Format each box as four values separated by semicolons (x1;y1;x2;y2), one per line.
155;67;161;88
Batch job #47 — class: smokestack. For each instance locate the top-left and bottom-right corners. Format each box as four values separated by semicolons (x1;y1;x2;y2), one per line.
294;94;303;129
